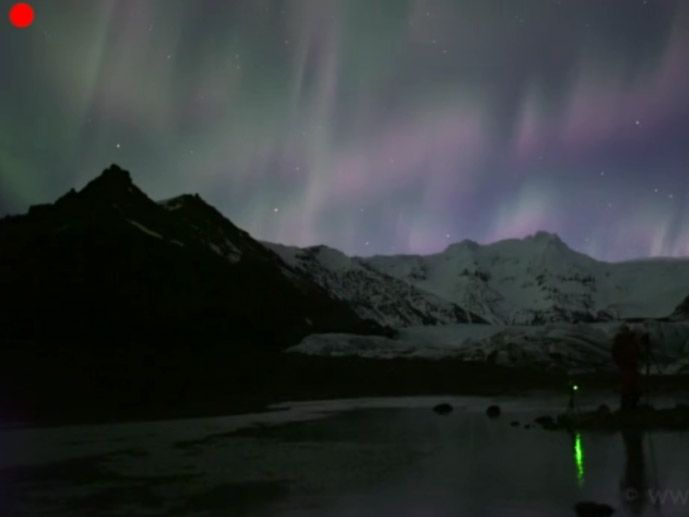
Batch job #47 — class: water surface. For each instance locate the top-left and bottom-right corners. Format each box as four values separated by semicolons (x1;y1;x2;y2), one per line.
2;395;688;516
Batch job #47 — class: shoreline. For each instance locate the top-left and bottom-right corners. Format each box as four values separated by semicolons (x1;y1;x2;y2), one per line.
3;343;689;428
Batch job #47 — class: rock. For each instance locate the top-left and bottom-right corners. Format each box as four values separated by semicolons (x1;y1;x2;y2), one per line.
524;424;532;429
510;421;520;427
574;501;615;516
486;405;501;418
433;403;453;415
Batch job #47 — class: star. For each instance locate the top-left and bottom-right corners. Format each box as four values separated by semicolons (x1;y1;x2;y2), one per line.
273;207;279;213
115;143;121;149
635;119;641;126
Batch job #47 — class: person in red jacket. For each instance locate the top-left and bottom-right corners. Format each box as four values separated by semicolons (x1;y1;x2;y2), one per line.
611;325;643;411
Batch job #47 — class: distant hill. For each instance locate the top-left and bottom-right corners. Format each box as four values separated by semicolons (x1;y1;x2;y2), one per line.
0;165;382;346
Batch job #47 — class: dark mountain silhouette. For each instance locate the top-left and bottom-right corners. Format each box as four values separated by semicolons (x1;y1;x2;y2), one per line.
0;164;382;346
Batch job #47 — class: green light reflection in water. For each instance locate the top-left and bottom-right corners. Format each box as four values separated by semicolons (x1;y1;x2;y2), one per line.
573;432;585;487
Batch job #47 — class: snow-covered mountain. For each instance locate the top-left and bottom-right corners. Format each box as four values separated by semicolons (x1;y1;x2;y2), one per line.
363;232;689;325
266;243;484;327
267;232;689;370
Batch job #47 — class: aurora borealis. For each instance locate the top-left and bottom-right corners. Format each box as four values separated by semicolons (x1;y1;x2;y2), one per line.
1;0;688;261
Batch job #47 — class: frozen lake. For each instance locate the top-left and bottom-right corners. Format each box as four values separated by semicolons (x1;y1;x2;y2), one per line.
2;395;689;516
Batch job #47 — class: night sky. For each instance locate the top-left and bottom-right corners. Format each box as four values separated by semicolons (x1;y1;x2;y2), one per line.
1;0;688;261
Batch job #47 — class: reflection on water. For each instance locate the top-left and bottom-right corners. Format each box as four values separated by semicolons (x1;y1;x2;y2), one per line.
573;432;586;488
2;396;689;516
621;430;647;516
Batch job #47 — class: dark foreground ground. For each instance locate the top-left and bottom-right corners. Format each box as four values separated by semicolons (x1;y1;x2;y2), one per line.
2;340;688;427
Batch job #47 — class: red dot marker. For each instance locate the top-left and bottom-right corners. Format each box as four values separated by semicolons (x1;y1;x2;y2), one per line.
9;2;35;29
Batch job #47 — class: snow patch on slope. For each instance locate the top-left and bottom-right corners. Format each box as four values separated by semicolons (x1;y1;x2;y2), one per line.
127;220;163;239
208;238;242;263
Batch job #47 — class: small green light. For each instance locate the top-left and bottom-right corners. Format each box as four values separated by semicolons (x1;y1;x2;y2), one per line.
572;384;579;391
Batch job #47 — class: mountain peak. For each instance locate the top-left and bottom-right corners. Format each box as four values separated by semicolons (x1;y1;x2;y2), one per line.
97;164;132;185
48;165;143;213
159;193;250;240
82;164;134;195
530;231;563;243
445;239;480;253
160;193;209;211
524;231;571;251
